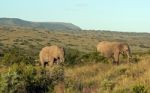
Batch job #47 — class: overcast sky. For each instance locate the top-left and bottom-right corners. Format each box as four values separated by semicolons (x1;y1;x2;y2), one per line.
0;0;150;32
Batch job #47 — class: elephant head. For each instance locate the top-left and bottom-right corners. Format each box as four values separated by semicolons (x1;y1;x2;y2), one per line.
120;43;132;62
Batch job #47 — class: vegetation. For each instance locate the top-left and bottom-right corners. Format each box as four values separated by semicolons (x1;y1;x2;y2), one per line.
0;25;149;93
0;64;64;93
0;47;150;93
1;47;36;66
132;84;147;93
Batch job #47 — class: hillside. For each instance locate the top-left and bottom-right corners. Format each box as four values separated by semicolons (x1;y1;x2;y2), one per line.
0;18;81;31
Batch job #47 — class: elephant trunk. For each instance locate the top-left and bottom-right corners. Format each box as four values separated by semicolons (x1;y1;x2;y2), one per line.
126;50;132;63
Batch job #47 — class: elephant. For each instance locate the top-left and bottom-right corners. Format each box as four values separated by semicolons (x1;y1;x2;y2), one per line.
39;45;65;67
97;41;131;64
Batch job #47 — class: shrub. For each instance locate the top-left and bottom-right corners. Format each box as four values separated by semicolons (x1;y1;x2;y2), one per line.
1;47;36;66
0;64;64;93
131;56;140;63
65;48;108;66
0;43;4;46
132;84;147;93
80;52;108;63
64;48;84;66
101;79;116;91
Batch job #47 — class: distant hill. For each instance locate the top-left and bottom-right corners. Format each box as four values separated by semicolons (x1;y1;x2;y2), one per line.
0;18;81;31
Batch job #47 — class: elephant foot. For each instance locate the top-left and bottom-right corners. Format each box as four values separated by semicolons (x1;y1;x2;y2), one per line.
116;62;119;65
113;61;119;65
113;61;116;64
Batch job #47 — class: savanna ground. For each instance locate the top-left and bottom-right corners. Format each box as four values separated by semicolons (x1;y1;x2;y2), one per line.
0;26;150;93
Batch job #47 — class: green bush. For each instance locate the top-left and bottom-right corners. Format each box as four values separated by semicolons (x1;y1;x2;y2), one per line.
131;56;140;63
1;47;36;66
65;48;84;66
0;64;64;93
65;48;108;66
132;84;147;93
0;43;4;46
101;79;116;91
80;52;108;63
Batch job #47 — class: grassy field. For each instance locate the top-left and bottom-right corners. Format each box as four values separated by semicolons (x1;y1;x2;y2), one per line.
0;26;150;52
0;25;150;93
64;53;150;93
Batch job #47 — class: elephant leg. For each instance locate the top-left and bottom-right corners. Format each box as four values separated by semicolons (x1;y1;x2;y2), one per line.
111;56;116;64
40;59;45;67
114;53;119;65
60;56;65;63
54;58;58;64
127;55;131;63
58;56;64;63
43;61;49;68
56;57;62;64
49;58;54;67
126;51;131;63
49;62;53;67
112;59;116;64
41;62;45;67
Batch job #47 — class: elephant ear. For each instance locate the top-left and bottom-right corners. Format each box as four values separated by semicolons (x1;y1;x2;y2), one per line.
60;47;65;54
121;43;129;51
118;43;124;52
60;47;64;52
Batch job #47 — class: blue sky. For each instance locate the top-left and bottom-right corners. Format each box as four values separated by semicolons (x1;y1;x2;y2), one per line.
0;0;150;32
